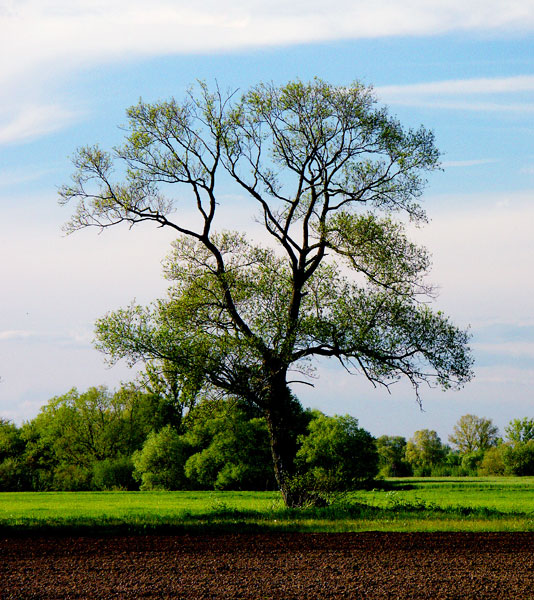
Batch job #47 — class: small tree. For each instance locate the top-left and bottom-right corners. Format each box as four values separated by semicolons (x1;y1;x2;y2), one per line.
132;425;190;490
448;414;499;454
375;435;412;477
405;429;446;476
478;446;506;476
296;413;378;492
60;79;473;506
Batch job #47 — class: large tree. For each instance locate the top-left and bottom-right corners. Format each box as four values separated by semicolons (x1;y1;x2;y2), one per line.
60;79;473;506
448;414;499;454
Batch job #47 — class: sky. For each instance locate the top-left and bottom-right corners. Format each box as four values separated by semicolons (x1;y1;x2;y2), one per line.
1;0;533;442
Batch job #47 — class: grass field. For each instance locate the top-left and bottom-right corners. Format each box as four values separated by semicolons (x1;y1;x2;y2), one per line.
1;477;533;533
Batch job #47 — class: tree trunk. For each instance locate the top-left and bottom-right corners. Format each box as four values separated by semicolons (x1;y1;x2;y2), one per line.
263;377;307;508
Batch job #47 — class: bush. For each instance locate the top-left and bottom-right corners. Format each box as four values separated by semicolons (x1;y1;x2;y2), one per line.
296;413;378;491
460;450;485;476
132;426;189;490
501;441;534;476
52;464;92;491
478;446;506;476
0;458;30;491
183;400;275;491
92;456;136;490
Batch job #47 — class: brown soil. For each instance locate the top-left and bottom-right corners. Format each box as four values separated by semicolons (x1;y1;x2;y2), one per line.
1;532;533;599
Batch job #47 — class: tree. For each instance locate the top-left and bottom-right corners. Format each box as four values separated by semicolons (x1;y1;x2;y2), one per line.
60;79;473;506
296;413;378;492
501;441;534;476
448;414;499;454
0;419;28;491
505;417;534;445
405;429;447;476
375;435;412;477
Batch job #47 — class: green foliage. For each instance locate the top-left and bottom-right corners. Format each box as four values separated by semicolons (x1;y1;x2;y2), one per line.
478;447;506;476
296;413;378;491
501;441;534;476
405;430;447;476
92;457;136;490
505;417;534;444
376;435;412;477
184;400;276;491
460;450;486;476
132;426;190;490
0;419;29;491
52;464;92;491
448;414;499;454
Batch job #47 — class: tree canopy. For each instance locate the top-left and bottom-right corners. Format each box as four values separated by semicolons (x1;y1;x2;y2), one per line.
60;79;473;506
448;414;499;454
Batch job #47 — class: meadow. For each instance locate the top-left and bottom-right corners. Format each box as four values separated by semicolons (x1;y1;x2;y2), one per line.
1;477;533;534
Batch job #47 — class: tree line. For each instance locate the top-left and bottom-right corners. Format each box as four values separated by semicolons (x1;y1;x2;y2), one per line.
1;387;532;493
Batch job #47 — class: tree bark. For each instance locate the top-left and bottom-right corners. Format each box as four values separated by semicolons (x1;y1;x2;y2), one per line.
263;376;306;507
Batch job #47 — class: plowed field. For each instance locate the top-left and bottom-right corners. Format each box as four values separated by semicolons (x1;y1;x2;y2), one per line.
1;532;533;599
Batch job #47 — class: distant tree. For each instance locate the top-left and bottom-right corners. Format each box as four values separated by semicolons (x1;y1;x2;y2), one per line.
405;429;447;476
478;446;506;476
375;435;412;477
0;418;24;462
501;441;534;476
448;414;499;454
22;386;170;490
505;417;534;445
136;359;201;432
296;413;378;491
61;79;473;506
0;419;28;491
132;425;190;490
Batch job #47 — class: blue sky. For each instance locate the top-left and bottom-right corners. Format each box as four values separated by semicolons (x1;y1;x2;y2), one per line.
1;0;533;442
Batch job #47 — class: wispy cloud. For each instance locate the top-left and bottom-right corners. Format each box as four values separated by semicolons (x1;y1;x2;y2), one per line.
2;1;533;144
0;166;55;187
378;75;534;97
0;104;81;146
442;159;498;168
0;330;36;341
376;75;534;112
2;2;534;89
0;329;91;347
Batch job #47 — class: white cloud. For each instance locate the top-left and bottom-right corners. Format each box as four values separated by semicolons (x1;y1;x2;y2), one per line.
473;342;534;359
1;1;533;144
378;75;534;97
376;75;534;112
0;104;81;145
442;159;498;168
410;191;534;325
0;330;35;341
2;1;534;90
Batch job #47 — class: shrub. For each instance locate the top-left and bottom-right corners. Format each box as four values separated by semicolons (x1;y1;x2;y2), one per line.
501;440;534;476
296;413;378;491
0;458;30;491
478;446;506;476
92;456;136;490
52;464;92;491
132;425;189;490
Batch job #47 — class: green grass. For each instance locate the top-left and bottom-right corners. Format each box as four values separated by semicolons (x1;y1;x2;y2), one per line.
1;478;533;534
